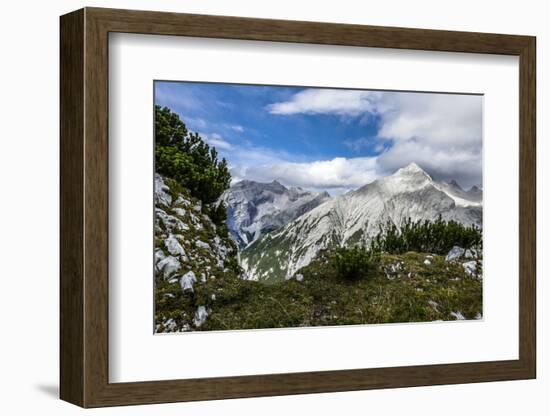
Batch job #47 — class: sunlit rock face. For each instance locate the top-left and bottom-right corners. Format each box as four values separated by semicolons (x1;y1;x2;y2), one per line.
221;179;331;249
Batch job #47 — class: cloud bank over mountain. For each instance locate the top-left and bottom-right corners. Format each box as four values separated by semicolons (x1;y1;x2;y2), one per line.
265;89;482;190
231;156;379;195
155;82;482;194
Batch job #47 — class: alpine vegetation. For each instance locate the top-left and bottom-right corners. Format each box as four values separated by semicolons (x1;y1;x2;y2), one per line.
154;82;483;332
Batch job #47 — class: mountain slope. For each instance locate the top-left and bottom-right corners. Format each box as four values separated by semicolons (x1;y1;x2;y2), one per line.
154;174;242;333
221;180;331;248
241;163;482;282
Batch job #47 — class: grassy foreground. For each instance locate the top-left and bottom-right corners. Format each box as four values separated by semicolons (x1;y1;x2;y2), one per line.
155;250;482;332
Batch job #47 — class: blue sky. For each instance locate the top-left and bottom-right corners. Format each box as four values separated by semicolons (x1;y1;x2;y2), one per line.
155;81;482;195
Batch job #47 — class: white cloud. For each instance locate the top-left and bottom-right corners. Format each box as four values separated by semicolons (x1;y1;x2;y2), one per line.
266;89;483;188
377;141;482;187
377;93;482;147
226;144;298;168
184;117;207;130
374;93;482;187
343;137;385;153
201;133;232;150
343;137;368;152
226;124;244;133
228;149;379;195
267;89;378;116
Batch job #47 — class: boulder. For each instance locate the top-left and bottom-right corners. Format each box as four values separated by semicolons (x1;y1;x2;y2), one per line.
154;249;166;270
450;311;466;320
179;271;197;292
165;234;186;257
462;260;477;277
157;256;181;279
445;246;465;262
156;208;188;232
196;240;210;250
194;305;208;327
154;174;172;206
172;207;186;217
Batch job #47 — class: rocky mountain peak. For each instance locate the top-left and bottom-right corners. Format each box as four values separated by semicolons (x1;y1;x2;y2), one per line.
372;162;433;195
396;162;429;177
469;185;481;193
221;179;331;248
448;179;463;190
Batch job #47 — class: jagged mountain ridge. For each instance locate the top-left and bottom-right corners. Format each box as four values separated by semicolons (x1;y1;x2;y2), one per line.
221;179;331;249
434;179;482;207
239;163;482;282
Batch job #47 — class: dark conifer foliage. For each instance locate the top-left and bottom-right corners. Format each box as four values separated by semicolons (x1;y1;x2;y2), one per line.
155;105;231;207
370;216;482;255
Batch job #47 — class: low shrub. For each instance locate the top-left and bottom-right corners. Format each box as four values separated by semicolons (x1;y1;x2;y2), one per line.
370;216;481;255
334;246;379;281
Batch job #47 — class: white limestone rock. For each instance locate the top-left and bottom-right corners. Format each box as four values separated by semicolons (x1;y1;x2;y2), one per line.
165;234;186;257
194;306;208;327
179;271;197;292
157;256;181;279
156;208;188;232
462;261;478;277
173;207;186;217
154;249;166;270
195;240;210;250
154;174;172;207
450;311;466;320
446;246;465;262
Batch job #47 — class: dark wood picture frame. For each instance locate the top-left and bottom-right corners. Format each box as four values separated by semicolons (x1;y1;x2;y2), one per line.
60;7;536;408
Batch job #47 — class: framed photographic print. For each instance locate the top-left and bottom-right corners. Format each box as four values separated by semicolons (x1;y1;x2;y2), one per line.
60;7;536;408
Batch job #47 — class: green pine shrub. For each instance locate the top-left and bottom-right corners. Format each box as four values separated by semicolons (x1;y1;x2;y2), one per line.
155;105;231;205
206;201;230;233
334;246;380;281
369;216;482;255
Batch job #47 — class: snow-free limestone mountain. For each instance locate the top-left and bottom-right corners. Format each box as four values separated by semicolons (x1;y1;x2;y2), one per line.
221;180;331;249
240;163;482;282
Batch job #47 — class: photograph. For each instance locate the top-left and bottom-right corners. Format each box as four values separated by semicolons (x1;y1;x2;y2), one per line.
153;81;483;333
